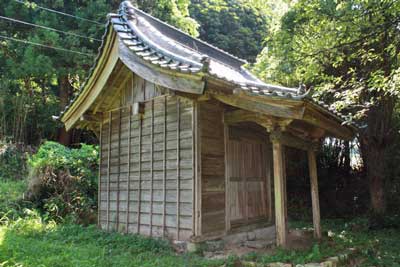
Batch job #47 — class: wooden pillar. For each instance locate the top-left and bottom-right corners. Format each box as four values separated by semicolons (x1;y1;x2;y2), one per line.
282;146;288;234
106;111;112;231
137;115;142;234
308;148;322;239
126;106;132;234
270;130;287;248
116;109;122;231
150;100;154;236
162;96;167;237
176;98;181;240
97;118;103;228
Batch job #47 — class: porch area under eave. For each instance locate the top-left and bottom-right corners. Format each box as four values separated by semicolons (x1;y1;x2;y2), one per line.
195;90;356;248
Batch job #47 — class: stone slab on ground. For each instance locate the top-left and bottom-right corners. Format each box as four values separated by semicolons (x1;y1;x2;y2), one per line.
245;239;275;249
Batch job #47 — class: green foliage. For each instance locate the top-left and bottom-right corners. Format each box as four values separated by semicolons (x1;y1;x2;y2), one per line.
254;0;400;121
253;0;400;216
384;106;400;214
138;0;199;37
27;141;99;224
0;179;30;224
189;0;270;62
0;215;222;267
246;240;329;264
0;141;27;180
0;177;399;266
0;0;199;145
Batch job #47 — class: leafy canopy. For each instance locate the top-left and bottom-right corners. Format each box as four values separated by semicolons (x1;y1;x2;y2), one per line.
254;0;400;122
190;0;270;62
0;0;197;144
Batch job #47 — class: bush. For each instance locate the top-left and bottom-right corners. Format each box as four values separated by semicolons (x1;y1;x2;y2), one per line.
0;141;27;180
27;141;99;224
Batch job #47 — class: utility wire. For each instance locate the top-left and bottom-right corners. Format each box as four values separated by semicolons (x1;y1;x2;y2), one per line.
0;15;102;42
13;0;104;26
0;34;94;56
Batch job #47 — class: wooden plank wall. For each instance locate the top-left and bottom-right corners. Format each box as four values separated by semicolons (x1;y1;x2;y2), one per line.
99;94;194;240
199;100;226;235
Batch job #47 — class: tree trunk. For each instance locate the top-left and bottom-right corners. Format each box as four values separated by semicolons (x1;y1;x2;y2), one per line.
58;76;72;146
361;140;386;215
360;97;394;217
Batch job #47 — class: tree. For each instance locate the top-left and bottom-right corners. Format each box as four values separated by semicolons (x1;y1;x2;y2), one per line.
0;0;197;145
137;0;199;37
254;0;400;217
189;0;270;62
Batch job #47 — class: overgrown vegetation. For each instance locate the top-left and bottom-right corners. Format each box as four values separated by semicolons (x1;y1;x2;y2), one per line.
0;214;222;267
0;141;27;181
26;141;98;224
0;175;399;266
0;179;29;224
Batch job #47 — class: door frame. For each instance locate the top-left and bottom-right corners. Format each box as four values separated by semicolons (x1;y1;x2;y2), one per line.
224;123;273;234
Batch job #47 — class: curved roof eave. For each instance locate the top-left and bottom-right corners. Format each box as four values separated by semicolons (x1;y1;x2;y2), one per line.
60;0;357;137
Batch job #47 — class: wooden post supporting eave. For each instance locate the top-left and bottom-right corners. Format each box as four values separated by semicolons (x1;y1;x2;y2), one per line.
270;131;288;248
308;148;322;239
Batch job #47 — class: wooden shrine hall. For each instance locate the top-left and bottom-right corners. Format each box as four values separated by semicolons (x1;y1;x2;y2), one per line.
60;1;356;247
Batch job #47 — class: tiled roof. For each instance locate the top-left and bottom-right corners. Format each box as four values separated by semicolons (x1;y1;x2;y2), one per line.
60;1;352;126
114;1;309;98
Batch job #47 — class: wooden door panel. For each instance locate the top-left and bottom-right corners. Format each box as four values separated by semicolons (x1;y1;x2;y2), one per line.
247;181;267;220
229;181;245;222
227;126;269;227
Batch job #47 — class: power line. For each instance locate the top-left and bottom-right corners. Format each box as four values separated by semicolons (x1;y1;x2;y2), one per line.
0;35;94;56
13;0;104;26
0;15;102;42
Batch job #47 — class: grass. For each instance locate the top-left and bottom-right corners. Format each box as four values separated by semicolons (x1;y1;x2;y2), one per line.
0;179;399;266
0;180;222;267
0;215;223;267
0;179;26;203
320;218;400;267
0;179;28;223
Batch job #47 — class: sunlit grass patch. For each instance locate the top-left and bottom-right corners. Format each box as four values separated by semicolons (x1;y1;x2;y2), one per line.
0;215;223;267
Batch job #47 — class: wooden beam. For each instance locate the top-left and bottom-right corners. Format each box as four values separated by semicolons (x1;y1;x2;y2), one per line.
282;146;288;234
270;131;288;248
126;106;132;234
106;111;112;232
91;62;126;114
97;117;103;228
176;98;181;240
265;142;273;223
224;109;295;132
194;102;202;236
162;96;167;238
224;110;274;126
224;125;231;233
62;32;118;130
308;148;322;239
225;109;313;151
214;94;303;120
116;109;122;231
150;100;154;237
303;104;354;140
80;113;103;123
191;100;196;237
106;72;132;111
137;116;142;234
197;93;211;102
280;132;314;151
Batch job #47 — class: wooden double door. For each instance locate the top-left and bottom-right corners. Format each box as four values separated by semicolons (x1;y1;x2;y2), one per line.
226;125;271;229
